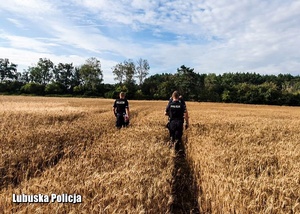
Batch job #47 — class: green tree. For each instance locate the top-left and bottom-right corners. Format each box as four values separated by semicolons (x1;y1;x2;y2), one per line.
112;63;125;84
28;66;42;84
79;57;103;92
221;90;232;102
142;73;175;99
135;58;150;85
21;83;45;95
292;81;300;94
123;59;136;84
0;58;18;82
204;73;222;101
28;58;54;85
259;82;281;104
174;65;204;100
156;80;177;100
53;63;75;92
278;74;293;91
20;70;30;83
112;59;136;84
71;67;83;91
45;82;64;94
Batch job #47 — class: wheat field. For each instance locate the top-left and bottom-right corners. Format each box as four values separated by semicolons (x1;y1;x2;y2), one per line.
0;95;299;213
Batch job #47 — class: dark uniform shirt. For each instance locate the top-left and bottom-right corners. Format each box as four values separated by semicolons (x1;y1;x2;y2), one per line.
168;97;186;108
113;98;129;114
166;100;186;121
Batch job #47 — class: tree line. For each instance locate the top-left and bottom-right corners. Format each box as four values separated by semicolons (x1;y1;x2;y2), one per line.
1;58;300;106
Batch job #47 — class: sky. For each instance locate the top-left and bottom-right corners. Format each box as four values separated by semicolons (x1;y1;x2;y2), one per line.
0;0;300;83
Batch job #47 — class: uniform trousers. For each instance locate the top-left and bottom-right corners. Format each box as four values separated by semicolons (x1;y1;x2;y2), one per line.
116;113;129;128
169;119;184;142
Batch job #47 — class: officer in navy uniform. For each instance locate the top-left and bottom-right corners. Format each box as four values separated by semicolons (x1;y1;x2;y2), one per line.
113;92;130;129
165;91;189;148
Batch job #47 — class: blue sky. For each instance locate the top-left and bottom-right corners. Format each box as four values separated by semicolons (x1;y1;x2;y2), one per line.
0;0;299;83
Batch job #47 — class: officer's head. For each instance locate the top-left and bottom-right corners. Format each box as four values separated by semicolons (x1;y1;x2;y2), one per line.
119;92;126;98
172;91;179;100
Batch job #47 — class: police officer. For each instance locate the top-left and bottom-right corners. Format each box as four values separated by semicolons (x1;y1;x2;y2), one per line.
166;91;189;129
165;91;189;147
113;92;130;129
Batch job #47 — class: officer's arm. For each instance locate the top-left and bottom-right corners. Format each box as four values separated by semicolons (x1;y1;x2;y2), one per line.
184;106;189;129
165;103;170;116
113;101;117;116
165;98;172;115
184;111;189;124
113;107;117;117
125;100;130;118
126;107;130;118
185;107;189;119
181;98;188;116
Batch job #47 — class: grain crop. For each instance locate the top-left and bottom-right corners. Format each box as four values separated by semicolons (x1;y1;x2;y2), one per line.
186;102;300;213
0;95;299;213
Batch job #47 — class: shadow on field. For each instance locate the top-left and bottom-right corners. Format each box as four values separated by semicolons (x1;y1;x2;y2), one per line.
168;135;200;214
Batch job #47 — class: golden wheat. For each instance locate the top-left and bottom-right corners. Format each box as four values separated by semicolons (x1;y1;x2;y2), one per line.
186;102;300;213
0;96;299;213
0;96;173;213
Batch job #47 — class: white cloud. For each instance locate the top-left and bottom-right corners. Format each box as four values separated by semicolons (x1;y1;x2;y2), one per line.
0;0;56;23
0;0;300;84
0;46;84;69
6;18;25;29
0;33;58;53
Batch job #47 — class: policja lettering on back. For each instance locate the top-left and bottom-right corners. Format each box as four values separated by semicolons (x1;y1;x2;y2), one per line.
171;104;181;108
116;101;125;104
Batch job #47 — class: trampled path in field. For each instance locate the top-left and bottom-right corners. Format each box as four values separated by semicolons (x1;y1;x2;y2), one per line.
167;136;200;214
130;105;200;213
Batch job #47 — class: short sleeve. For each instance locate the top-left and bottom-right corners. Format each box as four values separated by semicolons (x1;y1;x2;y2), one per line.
166;103;171;113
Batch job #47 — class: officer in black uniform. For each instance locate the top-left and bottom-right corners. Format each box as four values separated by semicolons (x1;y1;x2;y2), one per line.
113;92;130;129
166;91;188;129
165;91;189;147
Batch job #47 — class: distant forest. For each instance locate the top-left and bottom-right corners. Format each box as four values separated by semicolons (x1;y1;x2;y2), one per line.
1;57;300;106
